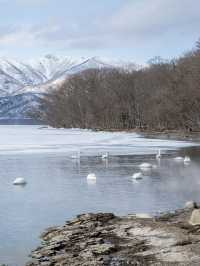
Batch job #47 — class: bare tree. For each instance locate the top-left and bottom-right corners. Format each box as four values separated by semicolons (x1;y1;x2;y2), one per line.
40;39;200;132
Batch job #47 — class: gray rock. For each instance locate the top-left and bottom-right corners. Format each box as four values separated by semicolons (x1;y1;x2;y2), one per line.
90;243;116;255
135;213;152;219
185;201;197;209
26;210;200;266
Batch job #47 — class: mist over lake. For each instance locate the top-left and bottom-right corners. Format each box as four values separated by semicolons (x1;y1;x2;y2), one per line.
0;125;200;265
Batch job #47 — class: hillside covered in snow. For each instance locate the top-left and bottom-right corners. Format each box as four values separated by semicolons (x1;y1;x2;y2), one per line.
0;55;128;121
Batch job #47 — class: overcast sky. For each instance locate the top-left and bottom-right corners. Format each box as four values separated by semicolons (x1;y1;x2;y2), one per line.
0;0;199;63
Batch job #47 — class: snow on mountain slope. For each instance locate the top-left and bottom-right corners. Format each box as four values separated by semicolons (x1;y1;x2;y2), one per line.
29;54;78;80
0;55;132;120
30;57;114;95
0;93;42;119
0;68;24;96
54;57;113;78
0;58;47;88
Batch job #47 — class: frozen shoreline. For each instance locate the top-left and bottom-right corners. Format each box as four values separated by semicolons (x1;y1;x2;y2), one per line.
0;125;197;156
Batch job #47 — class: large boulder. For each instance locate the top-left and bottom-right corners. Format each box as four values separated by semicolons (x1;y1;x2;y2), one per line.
185;201;197;209
189;209;200;225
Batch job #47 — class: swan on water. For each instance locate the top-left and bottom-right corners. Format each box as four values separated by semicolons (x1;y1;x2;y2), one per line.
102;152;109;159
13;177;26;185
132;172;143;180
184;156;191;163
174;156;184;161
87;173;97;180
139;163;153;169
174;156;191;162
156;149;161;159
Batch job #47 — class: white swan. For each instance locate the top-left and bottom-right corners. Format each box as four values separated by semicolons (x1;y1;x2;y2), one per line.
71;150;80;159
13;177;26;185
102;152;109;159
156;149;161;159
174;156;184;161
184;156;191;163
174;156;191;164
139;163;153;169
87;173;97;180
132;172;143;180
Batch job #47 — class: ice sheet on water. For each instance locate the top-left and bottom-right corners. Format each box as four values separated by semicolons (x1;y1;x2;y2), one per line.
0;125;196;155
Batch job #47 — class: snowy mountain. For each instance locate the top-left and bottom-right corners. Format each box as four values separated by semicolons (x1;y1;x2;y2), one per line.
29;54;77;80
0;55;131;121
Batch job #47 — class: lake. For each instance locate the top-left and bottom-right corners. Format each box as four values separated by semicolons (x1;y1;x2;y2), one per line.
0;125;200;265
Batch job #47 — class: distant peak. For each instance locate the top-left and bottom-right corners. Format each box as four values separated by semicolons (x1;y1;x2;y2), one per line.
44;54;59;61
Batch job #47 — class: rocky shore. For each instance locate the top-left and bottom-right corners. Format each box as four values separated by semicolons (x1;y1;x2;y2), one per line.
26;203;200;266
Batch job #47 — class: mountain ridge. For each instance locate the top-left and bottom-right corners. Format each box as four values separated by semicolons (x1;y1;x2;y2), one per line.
0;55;135;120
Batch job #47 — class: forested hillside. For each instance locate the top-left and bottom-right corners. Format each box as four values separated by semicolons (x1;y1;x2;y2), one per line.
41;41;200;131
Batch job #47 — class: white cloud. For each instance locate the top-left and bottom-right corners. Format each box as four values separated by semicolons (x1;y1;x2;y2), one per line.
0;0;200;59
0;31;34;46
33;0;200;48
109;0;200;38
0;0;48;5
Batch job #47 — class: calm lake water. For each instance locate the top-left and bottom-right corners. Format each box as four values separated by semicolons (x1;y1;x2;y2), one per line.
0;125;200;265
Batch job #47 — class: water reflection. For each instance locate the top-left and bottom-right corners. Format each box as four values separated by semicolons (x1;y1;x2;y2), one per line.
87;179;97;185
0;147;200;265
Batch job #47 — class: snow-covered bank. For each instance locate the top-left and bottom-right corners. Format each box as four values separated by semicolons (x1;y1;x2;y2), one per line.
0;125;197;155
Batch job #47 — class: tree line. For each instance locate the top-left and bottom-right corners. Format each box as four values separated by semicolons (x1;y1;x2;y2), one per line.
39;41;200;131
